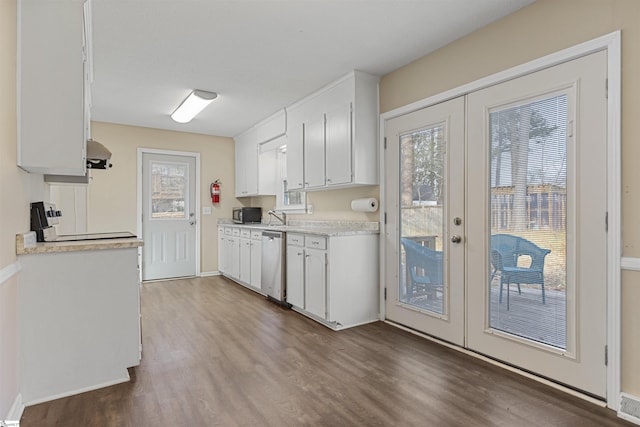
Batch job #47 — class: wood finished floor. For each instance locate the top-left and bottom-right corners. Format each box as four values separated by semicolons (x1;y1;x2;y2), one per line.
21;276;631;427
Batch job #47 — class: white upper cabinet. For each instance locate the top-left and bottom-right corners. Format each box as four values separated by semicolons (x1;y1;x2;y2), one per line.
234;109;285;197
234;128;259;197
18;0;90;176
286;70;379;192
303;116;326;189
285;107;305;191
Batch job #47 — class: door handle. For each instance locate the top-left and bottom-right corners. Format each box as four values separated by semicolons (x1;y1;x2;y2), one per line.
189;221;195;226
451;235;462;243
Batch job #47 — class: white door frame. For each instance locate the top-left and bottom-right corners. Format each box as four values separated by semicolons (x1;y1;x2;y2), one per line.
379;31;621;409
137;148;201;278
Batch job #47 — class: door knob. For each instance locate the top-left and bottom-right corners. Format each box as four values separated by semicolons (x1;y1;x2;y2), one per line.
451;235;462;243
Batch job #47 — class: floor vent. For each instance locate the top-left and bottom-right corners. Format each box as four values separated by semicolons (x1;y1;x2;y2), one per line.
619;393;640;425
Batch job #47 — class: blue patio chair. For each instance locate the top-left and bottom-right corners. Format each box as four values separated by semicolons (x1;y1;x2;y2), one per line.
401;237;443;299
490;234;551;310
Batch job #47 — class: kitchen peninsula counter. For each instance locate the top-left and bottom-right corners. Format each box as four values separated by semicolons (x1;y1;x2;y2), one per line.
17;233;142;405
16;233;143;255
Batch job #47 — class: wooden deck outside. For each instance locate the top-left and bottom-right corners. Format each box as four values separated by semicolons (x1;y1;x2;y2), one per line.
403;277;567;349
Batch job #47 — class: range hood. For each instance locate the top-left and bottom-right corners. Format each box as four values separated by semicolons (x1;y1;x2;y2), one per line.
86;139;112;169
44;139;113;184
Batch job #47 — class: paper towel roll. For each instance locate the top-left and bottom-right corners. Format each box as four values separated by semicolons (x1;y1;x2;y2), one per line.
351;198;378;212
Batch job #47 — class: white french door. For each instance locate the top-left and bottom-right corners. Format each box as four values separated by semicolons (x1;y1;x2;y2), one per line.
384;96;465;346
385;51;608;397
142;152;197;281
466;51;607;397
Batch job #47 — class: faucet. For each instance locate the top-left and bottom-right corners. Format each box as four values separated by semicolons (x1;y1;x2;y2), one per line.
267;210;286;225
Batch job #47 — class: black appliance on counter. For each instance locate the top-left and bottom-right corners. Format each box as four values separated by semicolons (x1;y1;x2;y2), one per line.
30;201;61;242
232;207;262;224
30;201;137;242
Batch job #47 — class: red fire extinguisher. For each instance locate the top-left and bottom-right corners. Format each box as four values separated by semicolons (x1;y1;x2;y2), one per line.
211;180;221;204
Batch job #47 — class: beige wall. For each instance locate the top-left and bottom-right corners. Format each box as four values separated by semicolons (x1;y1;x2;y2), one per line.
250;185;380;223
89;122;235;273
1;0;24;417
380;0;640;396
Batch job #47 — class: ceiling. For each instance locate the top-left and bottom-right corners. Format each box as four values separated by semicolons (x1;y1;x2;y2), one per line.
90;0;534;138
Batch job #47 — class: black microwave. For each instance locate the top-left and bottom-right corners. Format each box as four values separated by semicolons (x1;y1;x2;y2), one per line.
232;207;262;224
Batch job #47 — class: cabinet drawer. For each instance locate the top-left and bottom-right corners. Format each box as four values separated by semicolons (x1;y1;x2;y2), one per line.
232;228;241;237
287;233;304;246
240;229;251;238
218;226;224;234
224;227;234;236
305;235;327;250
251;230;263;240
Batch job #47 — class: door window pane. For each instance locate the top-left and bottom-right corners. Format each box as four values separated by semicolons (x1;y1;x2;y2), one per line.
399;124;446;315
150;161;188;219
489;94;567;349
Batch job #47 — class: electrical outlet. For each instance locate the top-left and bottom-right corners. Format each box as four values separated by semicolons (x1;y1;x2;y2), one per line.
203;206;212;215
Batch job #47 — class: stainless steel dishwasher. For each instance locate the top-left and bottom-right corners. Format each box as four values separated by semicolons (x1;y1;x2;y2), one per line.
261;230;286;304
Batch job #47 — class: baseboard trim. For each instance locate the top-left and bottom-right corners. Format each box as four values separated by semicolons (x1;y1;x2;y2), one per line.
0;262;20;286
385;320;607;408
199;271;220;277
621;257;640;272
23;372;130;407
5;393;24;423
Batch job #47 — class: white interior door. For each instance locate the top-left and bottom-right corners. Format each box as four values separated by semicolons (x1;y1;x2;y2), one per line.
466;51;608;397
384;96;465;346
142;152;197;281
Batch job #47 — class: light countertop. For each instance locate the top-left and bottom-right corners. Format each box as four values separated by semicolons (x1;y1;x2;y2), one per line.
16;233;143;255
217;219;379;236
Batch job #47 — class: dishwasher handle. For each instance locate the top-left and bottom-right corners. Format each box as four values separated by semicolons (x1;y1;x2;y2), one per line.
262;231;283;239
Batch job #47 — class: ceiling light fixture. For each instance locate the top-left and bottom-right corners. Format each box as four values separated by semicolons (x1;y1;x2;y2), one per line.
170;90;218;123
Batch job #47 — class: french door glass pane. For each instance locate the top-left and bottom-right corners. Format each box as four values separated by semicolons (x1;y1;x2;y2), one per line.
399;125;446;315
150;161;188;219
488;94;567;349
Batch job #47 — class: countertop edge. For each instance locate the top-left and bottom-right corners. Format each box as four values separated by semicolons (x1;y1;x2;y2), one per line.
216;220;380;236
16;235;144;255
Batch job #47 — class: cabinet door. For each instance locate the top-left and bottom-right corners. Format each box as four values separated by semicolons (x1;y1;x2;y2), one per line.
325;103;352;186
250;239;262;289
286;111;305;191
305;248;326;318
18;0;87;175
234;129;258;197
243;142;259;195
286;245;305;308
228;237;240;280
239;238;252;283
304;116;326;188
218;232;226;274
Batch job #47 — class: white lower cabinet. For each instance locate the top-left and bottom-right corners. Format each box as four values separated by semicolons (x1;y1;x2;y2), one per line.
304;247;327;318
250;230;262;290
239;237;252;283
286;234;305;308
219;226;264;293
286;232;379;330
226;235;240;280
218;226;227;274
